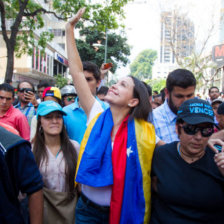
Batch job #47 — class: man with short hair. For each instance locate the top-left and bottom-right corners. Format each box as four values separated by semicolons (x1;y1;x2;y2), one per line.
0;126;43;224
36;81;50;103
0;83;30;140
14;81;37;126
208;86;220;104
211;98;223;125
63;61;108;144
217;102;224;130
96;86;109;101
153;69;196;143
152;94;163;109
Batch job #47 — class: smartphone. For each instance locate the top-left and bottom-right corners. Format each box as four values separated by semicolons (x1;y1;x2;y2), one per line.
103;63;113;69
214;144;222;152
25;88;33;93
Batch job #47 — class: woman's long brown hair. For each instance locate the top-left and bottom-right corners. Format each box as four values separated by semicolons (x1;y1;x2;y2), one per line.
32;117;78;196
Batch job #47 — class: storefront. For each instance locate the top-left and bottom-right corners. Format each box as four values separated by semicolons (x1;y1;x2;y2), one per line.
54;52;68;77
212;44;224;92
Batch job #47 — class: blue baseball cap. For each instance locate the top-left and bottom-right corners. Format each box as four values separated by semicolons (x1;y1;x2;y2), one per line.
37;101;67;119
177;98;214;125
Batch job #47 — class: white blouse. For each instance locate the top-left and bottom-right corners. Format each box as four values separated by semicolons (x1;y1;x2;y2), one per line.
39;140;79;192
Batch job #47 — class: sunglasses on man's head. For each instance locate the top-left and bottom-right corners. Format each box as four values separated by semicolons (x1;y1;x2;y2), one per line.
66;96;76;102
19;88;34;93
180;124;214;137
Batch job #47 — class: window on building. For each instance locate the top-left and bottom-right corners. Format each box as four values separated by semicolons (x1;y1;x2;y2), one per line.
59;43;65;50
50;29;65;37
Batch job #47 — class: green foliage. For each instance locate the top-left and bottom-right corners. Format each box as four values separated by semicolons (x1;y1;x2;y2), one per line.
130;49;157;80
9;0;131;57
55;74;68;89
146;79;166;92
2;0;132;81
76;27;131;72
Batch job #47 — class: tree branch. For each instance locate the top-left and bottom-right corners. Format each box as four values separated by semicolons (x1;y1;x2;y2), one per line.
24;7;66;20
198;22;215;58
8;0;29;49
0;0;9;44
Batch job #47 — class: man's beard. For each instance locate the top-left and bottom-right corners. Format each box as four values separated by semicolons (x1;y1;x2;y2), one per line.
168;94;178;115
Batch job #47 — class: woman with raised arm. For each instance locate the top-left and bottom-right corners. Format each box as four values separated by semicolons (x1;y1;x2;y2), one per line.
66;8;156;224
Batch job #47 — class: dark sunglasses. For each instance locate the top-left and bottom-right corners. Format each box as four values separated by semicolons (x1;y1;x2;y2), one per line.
180;124;214;137
66;96;76;102
19;88;34;93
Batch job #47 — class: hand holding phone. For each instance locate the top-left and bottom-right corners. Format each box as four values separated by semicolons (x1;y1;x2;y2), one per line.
103;63;113;70
214;144;222;153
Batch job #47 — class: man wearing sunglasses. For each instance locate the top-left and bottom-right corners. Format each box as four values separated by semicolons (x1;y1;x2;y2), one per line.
14;81;38;126
60;85;77;107
150;98;224;223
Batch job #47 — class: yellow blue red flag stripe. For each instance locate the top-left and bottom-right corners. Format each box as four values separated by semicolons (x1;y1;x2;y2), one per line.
75;109;155;223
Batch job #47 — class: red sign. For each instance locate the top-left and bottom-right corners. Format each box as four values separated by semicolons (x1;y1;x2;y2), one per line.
212;44;224;65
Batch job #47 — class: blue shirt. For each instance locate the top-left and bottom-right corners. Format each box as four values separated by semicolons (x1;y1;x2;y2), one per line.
14;102;36;126
152;99;178;143
63;97;109;144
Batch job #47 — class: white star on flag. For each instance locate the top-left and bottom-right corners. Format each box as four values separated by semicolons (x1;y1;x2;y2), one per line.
127;146;133;157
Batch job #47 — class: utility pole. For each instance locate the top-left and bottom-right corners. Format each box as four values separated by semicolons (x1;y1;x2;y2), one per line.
104;28;108;63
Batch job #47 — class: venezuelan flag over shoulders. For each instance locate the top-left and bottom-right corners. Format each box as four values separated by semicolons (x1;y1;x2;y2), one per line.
75;109;156;224
119;119;155;224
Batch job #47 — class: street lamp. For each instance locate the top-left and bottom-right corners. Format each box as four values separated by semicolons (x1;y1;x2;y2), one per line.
92;28;108;63
104;28;108;63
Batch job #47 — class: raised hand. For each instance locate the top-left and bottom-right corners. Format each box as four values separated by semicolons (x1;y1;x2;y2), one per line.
65;7;95;118
66;8;85;30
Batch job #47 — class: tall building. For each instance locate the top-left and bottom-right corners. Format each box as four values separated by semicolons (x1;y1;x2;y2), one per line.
153;11;195;79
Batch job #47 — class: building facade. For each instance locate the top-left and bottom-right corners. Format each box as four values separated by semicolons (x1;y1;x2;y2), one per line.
0;0;68;85
153;11;195;79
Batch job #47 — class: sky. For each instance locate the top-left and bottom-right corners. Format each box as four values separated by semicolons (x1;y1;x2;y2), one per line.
115;0;221;77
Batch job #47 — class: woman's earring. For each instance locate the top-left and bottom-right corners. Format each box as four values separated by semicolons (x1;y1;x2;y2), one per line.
128;103;131;107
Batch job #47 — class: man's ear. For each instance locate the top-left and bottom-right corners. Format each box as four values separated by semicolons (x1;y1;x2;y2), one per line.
128;98;139;108
149;95;152;104
164;88;169;99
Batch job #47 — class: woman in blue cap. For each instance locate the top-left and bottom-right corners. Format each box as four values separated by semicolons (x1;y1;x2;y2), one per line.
32;101;79;224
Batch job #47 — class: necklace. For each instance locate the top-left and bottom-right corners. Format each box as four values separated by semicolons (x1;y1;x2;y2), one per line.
177;143;204;163
55;146;61;158
47;144;61;158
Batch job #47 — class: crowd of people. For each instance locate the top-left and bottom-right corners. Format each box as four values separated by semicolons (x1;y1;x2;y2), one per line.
1;7;224;224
